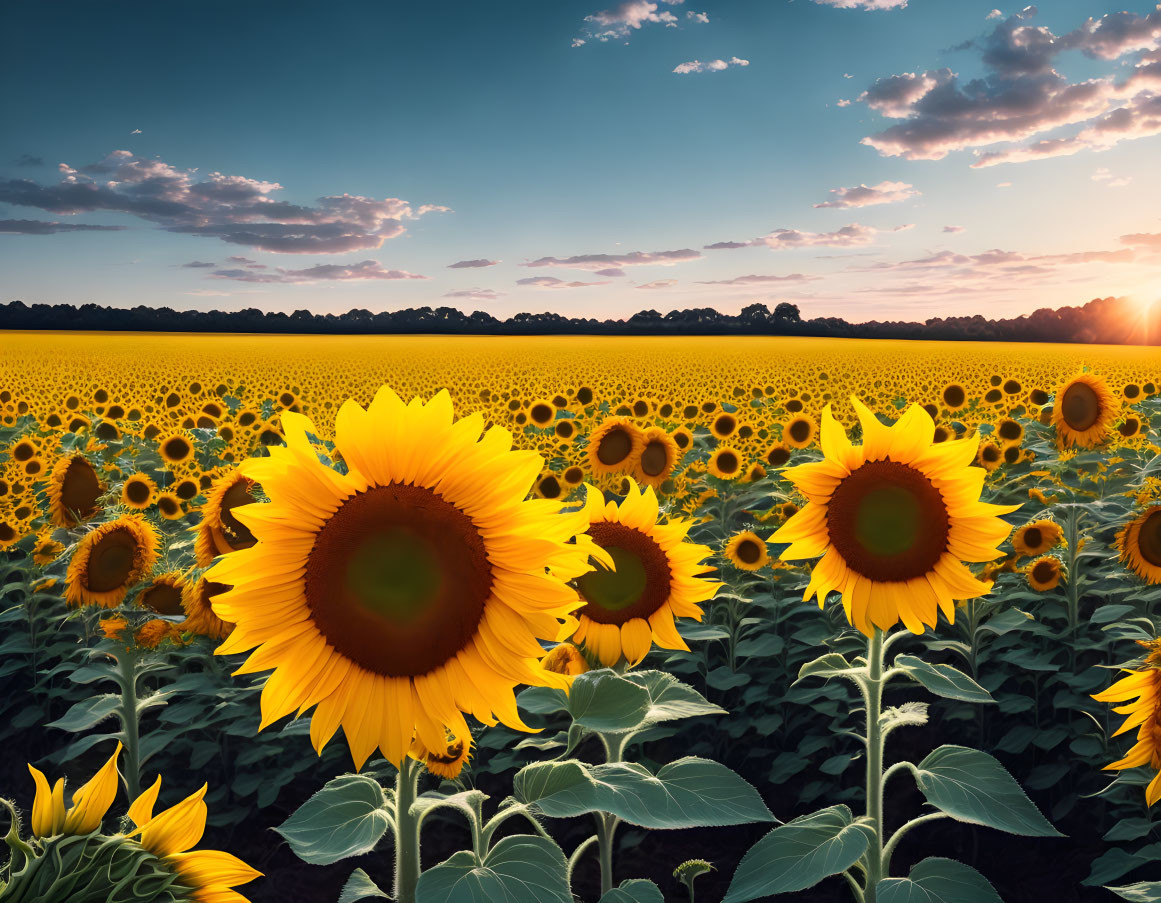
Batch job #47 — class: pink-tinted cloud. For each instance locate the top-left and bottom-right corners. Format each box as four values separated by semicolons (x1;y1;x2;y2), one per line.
578;0;689;43
811;0;908;9
762;223;899;249
0;218;126;234
696;273;819;285
210;259;427;284
524;248;701;270
673;57;750;74
813;180;918;208
636;279;678;289
448;258;499;269
943;225;966;233
516;276;608;288
444;288;506;300
0;150;448;254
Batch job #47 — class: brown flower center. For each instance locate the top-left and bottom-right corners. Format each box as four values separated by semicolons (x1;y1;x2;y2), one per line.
219;481;257;548
788;419;811;443
142;582;184;616
304;484;492;677
87;528;138;593
1031;559;1058;584
736;538;762;564
596;427;633;466
1061;381;1101;431
639;440;670;477
1139;511;1161;567
827;460;949;582
125;478;151;505
578;521;671;624
61;457;102;522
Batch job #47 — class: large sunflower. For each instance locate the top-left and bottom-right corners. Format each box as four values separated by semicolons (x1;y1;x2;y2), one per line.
1117;506;1161;585
65;515;160;608
587;417;644;476
770;398;1017;635
206;388;600;769
633;427;681;489
572;481;719;668
1053;372;1117;448
1093;639;1161;805
47;453;104;527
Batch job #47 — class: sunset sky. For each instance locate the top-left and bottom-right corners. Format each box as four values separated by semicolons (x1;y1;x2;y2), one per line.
2;0;1160;322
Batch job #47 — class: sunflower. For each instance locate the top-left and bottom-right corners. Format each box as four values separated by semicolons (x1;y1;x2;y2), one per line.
542;642;590;676
1027;555;1063;591
1012;519;1064;559
10;437;39;462
180;576;235;641
1117;506;1161;584
977;442;1002;471
765;445;791;468
28;742;123;837
725;530;769;571
1053;372;1117;448
122;473;157;510
158;432;194;465
995;418;1024;444
156;492;184;521
710;412;737;439
65;515;160;608
770;398;1017;636
1093;640;1161;805
199;470;258;556
633;427;681;489
572;481;719;668
31;528;65;566
562;465;586;488
708;446;743;480
671;427;692;451
135;618;185;649
528;399;556;428
412;730;474;780
206;388;601;769
588;417;644;475
126;776;262;900
139;571;188;616
784;415;816;449
47;453;104;527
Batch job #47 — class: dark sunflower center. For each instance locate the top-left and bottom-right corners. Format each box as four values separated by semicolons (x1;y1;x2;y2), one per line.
13;442;34;462
531;403;553;424
126;479;151;505
639;441;670;476
767;447;790;467
88;528;137;593
827;460;949;582
1061;382;1101;431
219;481;257;548
998;420;1022;440
943;385;965;407
1139;512;1161;567
578;521;671;624
1023;527;1043;550
142;582;184;616
1031;560;1057;584
789;420;811;443
736;539;762;564
62;458;102;520
982;445;1000;463
715;451;739;474
304;484;492;677
596;428;633;466
164;437;191;460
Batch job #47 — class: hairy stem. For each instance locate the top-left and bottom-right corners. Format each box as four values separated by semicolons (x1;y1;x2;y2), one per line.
394;757;422;903
117;647;142;801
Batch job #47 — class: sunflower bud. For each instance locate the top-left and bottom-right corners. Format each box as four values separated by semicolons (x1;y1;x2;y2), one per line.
543;643;589;676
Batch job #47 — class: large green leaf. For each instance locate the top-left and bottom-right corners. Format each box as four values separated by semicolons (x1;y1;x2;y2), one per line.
1108;883;1161;902
275;774;394;865
338;868;390;903
566;670;652;732
797;653;863;683
598;879;665;903
515;757;772;828
724;806;872;902
622;670;726;723
415;834;571;903
876;858;1002;903
913;746;1061;837
894;656;994;704
45;694;121;732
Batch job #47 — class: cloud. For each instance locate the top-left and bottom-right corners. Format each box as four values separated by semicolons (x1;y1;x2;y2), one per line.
0;218;127;234
444;288;506;300
687;11;709;23
0;149;448;254
180;260;217;268
1121;231;1161;249
524;248;701;270
516;276;608;288
184;289;233;297
13;154;43;167
986;9;1003;20
130;128;142;135
209;259;428;284
859;7;1161;164
704;240;758;250
636;279;678;289
673;57;750;74
813;180;919;208
810;0;909;9
761;223;899;249
1093;167;1133;187
448;258;499;268
696;273;819;285
943;225;966;233
578;0;692;43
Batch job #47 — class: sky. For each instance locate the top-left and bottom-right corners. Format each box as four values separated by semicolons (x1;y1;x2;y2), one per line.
2;0;1161;323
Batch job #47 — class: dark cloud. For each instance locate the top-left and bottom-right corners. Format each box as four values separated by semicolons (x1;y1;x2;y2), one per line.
209;259;427;284
180;260;217;268
0;218;126;234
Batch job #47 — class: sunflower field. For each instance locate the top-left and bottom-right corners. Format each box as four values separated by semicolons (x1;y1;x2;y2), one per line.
2;330;1161;903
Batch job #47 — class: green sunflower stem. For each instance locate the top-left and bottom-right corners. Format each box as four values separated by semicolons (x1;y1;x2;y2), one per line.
117;645;142;802
594;731;626;897
862;628;886;903
394;756;422;903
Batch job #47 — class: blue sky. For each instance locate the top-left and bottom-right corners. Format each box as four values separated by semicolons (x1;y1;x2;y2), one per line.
2;0;1160;321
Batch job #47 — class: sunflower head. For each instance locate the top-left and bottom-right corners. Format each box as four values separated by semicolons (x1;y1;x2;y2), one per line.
1053;372;1118;448
588;417;645;475
725;530;770;571
180;576;235;641
1093;648;1161;806
1117;506;1161;585
1026;555;1063;592
708;446;743;480
770;397;1017;636
572;480;719;668
412;730;474;780
1012;519;1064;558
121;473;156;510
65;515;160;609
633;427;682;488
47;454;104;527
542;642;590;676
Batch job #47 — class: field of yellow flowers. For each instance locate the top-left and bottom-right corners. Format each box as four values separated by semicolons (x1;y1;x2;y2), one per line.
2;331;1160;903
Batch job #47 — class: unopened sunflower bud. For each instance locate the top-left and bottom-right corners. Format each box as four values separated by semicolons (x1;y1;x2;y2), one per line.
543;643;589;676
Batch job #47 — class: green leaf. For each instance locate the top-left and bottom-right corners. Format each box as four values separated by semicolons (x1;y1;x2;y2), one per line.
45;694;121;732
724;805;872;901
415;834;571;903
622;670;726;723
876;858;1002;903
599;879;665;903
567;670;652;732
913;746;1061;837
338;868;390;903
1108;882;1161;901
516;757;772;828
275;774;393;865
797;653;861;683
894;656;994;704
